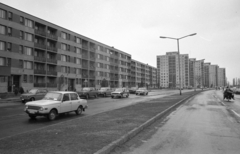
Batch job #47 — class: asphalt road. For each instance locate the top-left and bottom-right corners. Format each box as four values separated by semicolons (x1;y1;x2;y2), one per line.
112;90;240;154
0;89;194;140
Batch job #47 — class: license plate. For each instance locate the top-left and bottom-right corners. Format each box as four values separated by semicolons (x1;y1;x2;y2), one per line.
27;110;37;114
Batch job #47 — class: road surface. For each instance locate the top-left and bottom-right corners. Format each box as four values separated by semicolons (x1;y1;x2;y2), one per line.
113;90;240;154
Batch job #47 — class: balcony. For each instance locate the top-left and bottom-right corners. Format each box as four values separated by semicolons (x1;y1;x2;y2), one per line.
34;69;46;75
89;75;95;79
89;65;95;70
47;71;57;76
82;74;88;78
82;45;88;50
82;65;88;69
90;56;95;61
34;56;46;63
47;33;58;40
47;83;57;88
35;29;46;37
34;83;46;87
47;58;57;64
82;54;88;60
47;46;57;52
34;43;46;50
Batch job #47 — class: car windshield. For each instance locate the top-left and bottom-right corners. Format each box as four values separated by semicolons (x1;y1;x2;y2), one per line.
115;88;123;92
28;89;38;94
100;88;107;91
83;88;90;91
43;92;62;101
139;88;146;90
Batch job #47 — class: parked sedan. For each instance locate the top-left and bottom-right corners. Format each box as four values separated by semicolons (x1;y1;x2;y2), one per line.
136;87;148;95
111;88;129;98
98;87;113;97
24;91;88;120
20;89;48;103
129;87;138;94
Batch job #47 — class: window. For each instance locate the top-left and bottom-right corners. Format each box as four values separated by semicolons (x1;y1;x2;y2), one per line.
76;37;81;44
20;16;24;24
25;47;32;56
61;32;67;39
70;93;78;100
8;12;12;20
61;43;67;50
20;31;23;39
0;41;5;50
7;27;12;36
63;94;70;101
23;61;33;69
24;19;33;28
24;33;33;41
0;25;6;35
61;55;66;62
0;57;5;66
7;42;11;51
23;75;27;82
76;47;81;54
19;45;23;54
61;66;67;73
0;9;6;19
76;58;81;64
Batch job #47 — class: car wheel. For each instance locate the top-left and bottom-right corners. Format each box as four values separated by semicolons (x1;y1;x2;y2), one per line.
75;106;83;115
136;93;138;95
29;114;36;119
30;97;35;101
126;94;129;98
111;96;114;98
22;100;25;103
48;109;57;121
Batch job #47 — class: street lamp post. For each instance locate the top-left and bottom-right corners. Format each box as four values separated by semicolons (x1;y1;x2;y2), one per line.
160;33;197;95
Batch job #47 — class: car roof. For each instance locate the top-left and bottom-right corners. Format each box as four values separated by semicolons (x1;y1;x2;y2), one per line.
48;91;77;94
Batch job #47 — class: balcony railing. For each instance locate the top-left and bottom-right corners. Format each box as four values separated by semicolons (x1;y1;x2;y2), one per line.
35;29;46;36
34;69;46;75
34;43;46;49
90;47;96;52
82;54;88;59
90;56;95;61
47;83;57;88
89;75;95;79
82;74;88;78
82;65;88;69
47;46;57;52
34;56;46;63
46;33;58;40
47;71;57;76
89;65;95;70
47;58;57;64
34;83;46;87
82;45;88;50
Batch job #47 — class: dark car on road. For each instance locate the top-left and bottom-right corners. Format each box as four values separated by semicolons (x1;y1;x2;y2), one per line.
77;87;98;99
98;87;113;97
129;87;138;94
20;89;48;103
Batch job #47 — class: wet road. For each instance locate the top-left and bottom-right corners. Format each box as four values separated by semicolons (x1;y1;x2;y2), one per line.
0;89;193;140
114;90;240;154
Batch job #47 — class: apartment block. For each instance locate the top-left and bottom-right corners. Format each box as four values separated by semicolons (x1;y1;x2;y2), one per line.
157;52;189;88
131;59;157;88
217;68;226;87
0;3;150;92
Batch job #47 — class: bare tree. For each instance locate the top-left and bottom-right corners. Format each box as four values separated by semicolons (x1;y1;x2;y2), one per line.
195;75;203;90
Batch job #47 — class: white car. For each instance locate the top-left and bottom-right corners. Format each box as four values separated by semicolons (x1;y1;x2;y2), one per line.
24;91;88;120
136;87;148;95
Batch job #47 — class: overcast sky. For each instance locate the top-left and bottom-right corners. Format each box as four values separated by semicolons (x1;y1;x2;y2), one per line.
1;0;239;84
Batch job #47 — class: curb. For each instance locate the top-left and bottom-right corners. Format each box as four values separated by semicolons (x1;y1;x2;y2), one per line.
227;108;240;123
94;91;202;154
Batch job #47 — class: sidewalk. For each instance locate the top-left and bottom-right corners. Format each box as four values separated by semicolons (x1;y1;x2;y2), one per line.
0;93;20;103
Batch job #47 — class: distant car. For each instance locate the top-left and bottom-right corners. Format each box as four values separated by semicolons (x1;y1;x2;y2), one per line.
77;87;98;99
24;91;88;120
136;87;148;95
20;89;48;103
98;87;113;97
129;87;138;94
111;88;129;98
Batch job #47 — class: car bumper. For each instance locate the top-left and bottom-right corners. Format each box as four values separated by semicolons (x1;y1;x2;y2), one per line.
25;109;48;116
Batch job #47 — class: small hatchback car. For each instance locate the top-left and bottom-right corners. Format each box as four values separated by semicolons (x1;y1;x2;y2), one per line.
24;91;88;120
111;88;129;98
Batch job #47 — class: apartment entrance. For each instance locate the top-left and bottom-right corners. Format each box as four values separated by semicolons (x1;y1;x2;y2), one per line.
8;75;20;92
68;79;75;91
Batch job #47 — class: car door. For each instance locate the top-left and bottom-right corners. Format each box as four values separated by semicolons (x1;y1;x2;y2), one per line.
60;93;72;113
70;93;79;111
35;89;43;100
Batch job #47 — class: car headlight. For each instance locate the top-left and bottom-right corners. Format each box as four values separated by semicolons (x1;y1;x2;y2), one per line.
25;106;28;109
39;107;44;111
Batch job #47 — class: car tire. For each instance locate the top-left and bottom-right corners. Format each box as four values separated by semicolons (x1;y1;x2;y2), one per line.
111;96;114;99
136;93;138;95
48;109;57;121
75;106;83;115
22;100;25;103
30;97;35;101
126;94;129;98
29;114;36;119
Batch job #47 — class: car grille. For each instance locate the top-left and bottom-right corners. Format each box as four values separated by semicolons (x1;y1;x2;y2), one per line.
28;106;41;110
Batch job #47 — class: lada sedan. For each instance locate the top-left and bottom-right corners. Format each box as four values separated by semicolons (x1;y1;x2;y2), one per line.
136;87;148;95
24;91;88;121
111;88;129;98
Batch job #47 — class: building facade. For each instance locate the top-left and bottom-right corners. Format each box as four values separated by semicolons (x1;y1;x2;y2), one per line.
157;52;189;88
217;68;226;87
0;3;159;93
